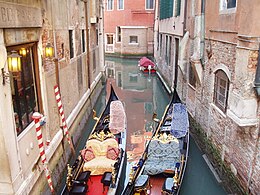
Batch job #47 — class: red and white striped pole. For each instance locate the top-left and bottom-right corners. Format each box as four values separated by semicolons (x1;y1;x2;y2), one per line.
32;112;54;193
54;85;75;155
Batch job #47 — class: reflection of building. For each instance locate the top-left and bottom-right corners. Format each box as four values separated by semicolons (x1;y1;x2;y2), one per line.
105;57;155;161
104;0;155;56
155;0;260;193
0;1;104;194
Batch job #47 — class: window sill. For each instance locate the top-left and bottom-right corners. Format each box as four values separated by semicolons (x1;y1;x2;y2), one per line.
219;8;236;15
227;109;258;127
129;43;139;46
210;103;227;118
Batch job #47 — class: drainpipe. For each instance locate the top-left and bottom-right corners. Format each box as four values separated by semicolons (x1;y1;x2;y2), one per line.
83;0;91;89
183;0;188;35
253;44;260;97
200;0;205;67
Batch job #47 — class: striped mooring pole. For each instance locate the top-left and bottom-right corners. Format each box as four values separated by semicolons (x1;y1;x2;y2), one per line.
32;112;54;193
54;85;75;155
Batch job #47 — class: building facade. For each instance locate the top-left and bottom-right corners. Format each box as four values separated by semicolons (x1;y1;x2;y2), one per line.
104;0;155;56
0;0;104;194
154;0;260;194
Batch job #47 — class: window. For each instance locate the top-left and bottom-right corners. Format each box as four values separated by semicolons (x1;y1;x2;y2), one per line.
173;38;179;88
146;0;154;9
8;44;40;135
220;0;236;10
160;0;173;19
189;63;196;88
107;34;113;44
213;70;229;112
130;36;138;43
159;33;163;56
175;0;181;16
118;0;124;10
69;30;74;59
107;0;113;10
117;26;121;42
82;30;86;53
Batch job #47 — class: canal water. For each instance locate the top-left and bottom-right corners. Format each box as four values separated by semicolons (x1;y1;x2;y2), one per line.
59;56;227;194
103;56;227;195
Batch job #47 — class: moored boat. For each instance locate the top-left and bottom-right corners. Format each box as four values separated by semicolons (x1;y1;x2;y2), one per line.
138;57;156;73
123;89;189;195
62;84;127;195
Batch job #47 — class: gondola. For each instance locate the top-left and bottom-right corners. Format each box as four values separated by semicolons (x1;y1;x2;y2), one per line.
138;57;156;74
62;84;127;195
123;89;189;195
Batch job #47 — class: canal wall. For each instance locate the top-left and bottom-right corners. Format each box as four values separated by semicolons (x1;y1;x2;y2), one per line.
29;74;104;195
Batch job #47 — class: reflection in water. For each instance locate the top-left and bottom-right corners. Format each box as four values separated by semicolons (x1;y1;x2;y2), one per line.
105;57;170;163
104;56;226;195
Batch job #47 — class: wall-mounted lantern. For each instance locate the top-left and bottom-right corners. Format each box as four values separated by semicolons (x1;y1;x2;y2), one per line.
2;50;22;85
45;43;54;58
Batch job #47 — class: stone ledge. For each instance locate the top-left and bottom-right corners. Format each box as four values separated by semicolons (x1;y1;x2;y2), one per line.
227;109;258;127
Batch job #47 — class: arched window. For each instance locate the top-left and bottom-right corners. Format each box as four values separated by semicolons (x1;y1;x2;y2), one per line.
213;70;230;112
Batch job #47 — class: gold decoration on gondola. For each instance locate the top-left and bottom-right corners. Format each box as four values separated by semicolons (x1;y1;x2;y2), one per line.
66;164;73;191
89;130;114;141
152;132;178;143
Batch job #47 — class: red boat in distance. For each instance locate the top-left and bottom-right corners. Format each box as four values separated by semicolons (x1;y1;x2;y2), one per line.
138;57;156;73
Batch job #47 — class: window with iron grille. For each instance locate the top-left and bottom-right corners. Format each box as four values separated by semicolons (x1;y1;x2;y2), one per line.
160;0;173;19
8;44;41;135
107;0;113;10
213;70;230;112
69;30;74;59
146;0;154;9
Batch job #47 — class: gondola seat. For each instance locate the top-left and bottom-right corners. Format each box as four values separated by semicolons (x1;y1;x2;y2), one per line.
101;171;112;192
134;175;151;194
83;138;119;175
69;181;88;195
143;139;180;175
161;178;178;195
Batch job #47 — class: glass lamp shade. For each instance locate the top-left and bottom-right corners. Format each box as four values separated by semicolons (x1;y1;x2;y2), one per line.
19;48;27;56
7;51;21;72
45;43;54;58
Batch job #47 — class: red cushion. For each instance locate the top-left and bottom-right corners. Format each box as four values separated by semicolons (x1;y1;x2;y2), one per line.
81;146;95;162
106;146;119;160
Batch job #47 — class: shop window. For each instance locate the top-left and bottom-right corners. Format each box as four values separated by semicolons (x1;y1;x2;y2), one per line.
146;0;154;9
129;36;138;44
107;0;113;10
213;70;229;113
8;44;41;135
